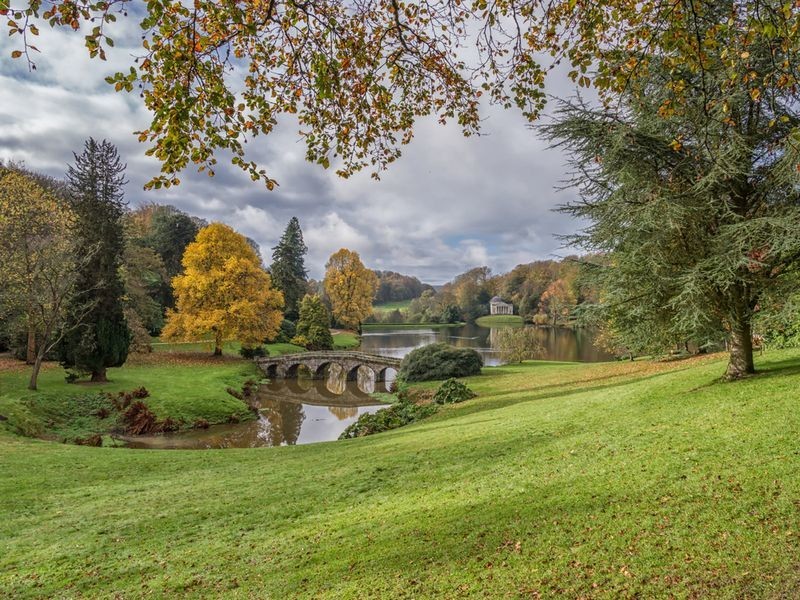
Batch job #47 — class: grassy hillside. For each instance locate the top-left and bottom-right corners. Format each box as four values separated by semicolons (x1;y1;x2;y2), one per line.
2;351;800;597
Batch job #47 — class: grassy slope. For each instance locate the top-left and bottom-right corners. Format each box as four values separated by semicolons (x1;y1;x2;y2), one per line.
2;351;800;597
476;314;525;326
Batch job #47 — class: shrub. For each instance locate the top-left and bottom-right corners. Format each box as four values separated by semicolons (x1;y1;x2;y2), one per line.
131;386;150;399
158;417;181;432
290;334;311;348
239;345;269;359
339;398;437;439
193;418;210;429
399;343;483;382
64;371;80;384
122;401;158;435
531;313;550;326
433;379;477;404
304;324;334;350
74;434;103;446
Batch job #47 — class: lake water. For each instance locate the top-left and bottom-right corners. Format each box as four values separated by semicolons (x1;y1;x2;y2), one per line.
123;324;609;449
360;324;613;365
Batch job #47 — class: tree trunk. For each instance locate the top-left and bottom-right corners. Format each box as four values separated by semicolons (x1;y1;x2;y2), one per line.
214;331;223;356
26;326;36;365
725;318;755;380
28;355;43;391
91;368;108;383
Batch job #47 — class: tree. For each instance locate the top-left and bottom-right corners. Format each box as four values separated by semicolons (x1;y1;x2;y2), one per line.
293;294;333;351
126;203;203;312
59;139;130;383
162;223;284;355
543;12;800;379
445;266;492;322
12;1;796;190
495;327;544;364
539;279;577;327
323;249;379;331
121;243;168;350
270;217;308;321
0;167;87;390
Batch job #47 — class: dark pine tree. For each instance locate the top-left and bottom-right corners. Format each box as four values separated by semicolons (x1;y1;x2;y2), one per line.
60;139;130;382
270;217;308;321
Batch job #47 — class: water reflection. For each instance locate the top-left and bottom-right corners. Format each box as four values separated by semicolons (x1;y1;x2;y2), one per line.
360;324;612;365
123;367;388;450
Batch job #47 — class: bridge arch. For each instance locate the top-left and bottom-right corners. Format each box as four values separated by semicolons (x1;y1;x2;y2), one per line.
257;351;402;383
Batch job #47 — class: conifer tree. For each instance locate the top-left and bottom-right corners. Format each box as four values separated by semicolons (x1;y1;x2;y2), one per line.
544;26;800;379
270;217;308;321
60;139;131;382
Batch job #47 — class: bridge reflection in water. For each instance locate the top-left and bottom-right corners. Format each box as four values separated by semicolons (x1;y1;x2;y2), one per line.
122;363;394;450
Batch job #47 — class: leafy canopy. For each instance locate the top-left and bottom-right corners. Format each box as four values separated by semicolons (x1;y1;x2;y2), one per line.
162;222;284;353
7;0;798;188
293;294;333;351
323;248;378;330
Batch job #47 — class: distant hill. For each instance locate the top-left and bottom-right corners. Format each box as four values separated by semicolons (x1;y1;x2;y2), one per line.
373;270;435;304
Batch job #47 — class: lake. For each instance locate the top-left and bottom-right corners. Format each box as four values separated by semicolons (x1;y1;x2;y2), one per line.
124;324;609;449
360;323;613;365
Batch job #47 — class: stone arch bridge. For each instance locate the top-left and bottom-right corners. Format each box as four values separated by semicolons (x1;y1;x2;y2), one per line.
256;351;402;382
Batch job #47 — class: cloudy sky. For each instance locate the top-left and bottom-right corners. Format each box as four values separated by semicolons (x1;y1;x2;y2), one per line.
0;16;584;285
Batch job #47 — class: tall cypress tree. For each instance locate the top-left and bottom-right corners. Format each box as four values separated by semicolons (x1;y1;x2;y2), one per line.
270;217;308;321
60;139;130;382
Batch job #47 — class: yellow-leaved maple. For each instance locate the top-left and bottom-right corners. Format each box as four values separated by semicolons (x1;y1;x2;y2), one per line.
162;223;283;355
323;248;378;331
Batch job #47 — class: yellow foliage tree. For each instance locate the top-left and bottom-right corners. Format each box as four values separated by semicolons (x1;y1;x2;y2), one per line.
323;248;378;331
162;223;283;355
0;168;79;390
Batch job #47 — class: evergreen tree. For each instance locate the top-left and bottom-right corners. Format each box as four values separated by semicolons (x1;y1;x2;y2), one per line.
543;23;800;379
294;294;333;351
60;139;130;382
270;217;308;320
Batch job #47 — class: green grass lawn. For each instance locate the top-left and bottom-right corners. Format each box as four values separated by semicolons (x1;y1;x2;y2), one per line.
332;332;360;349
372;299;412;314
2;350;800;597
475;314;525;326
154;335;357;354
0;354;262;440
151;338;306;357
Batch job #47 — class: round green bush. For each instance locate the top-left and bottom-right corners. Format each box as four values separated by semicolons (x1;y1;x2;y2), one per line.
433;378;477;404
399;343;483;382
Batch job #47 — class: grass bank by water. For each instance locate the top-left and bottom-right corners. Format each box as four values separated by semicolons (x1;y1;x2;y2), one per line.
372;299;412;314
475;314;524;326
2;350;800;597
0;354;261;440
362;321;464;330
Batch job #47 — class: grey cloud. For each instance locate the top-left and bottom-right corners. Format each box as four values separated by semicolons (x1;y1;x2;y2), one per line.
1;24;584;285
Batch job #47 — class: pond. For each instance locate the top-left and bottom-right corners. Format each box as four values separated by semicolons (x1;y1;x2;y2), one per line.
360;324;613;365
122;368;391;450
